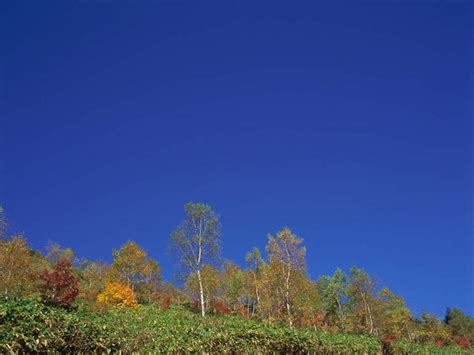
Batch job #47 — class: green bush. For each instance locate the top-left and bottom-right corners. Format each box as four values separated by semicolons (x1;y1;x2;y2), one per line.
0;300;469;354
390;339;472;355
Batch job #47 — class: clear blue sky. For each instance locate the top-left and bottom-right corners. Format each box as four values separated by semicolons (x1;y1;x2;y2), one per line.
1;1;472;317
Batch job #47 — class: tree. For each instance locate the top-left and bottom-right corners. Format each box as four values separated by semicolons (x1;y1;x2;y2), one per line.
245;247;265;314
107;241;161;303
185;264;219;312
154;282;188;308
317;268;349;331
0;235;35;300
377;287;413;340
220;260;246;311
445;308;474;347
413;311;452;344
97;281;138;308
46;241;76;265
290;272;322;327
170;202;221;317
0;206;7;239
266;227;306;327
40;259;79;308
78;260;108;301
347;267;377;334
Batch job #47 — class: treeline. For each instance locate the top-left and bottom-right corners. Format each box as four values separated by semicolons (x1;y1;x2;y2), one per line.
0;204;472;350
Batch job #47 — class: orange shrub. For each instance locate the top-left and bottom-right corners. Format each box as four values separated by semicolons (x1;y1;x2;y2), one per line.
151;292;172;310
456;338;470;349
214;301;230;315
96;281;138;308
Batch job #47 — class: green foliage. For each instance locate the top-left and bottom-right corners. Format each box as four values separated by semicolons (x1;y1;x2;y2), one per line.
390;339;471;354
4;300;469;354
0;299;106;353
0;300;384;353
317;267;349;331
445;307;474;345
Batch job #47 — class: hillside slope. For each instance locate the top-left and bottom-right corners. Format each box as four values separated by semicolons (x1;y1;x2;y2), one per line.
0;300;470;354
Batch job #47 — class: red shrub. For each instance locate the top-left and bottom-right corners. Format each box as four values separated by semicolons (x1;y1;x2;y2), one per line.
435;340;445;347
151;292;172;310
381;335;397;346
236;305;250;318
311;311;326;329
40;259;79;308
214;301;230;315
455;338;470;349
162;295;172;310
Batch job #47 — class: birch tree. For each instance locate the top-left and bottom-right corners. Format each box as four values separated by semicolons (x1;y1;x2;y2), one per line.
0;207;7;239
266;227;306;327
348;267;377;334
170;202;221;317
0;235;34;300
245;247;265;313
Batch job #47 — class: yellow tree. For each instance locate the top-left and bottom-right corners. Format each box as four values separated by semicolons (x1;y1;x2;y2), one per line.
107;241;161;302
377;287;414;340
266;228;306;327
0;207;7;239
97;281;138;308
347;267;377;334
245;247;265;314
259;261;282;323
220;260;246;311
290;271;322;327
185;264;219;312
413;311;452;344
0;235;35;300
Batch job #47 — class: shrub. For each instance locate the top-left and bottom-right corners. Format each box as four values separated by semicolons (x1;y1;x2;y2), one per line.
151;292;172;310
40;259;79;308
2;301;470;354
214;300;230;315
456;338;470;349
96;281;138;308
390;339;469;354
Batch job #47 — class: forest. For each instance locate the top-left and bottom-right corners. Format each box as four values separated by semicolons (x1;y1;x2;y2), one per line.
0;203;472;354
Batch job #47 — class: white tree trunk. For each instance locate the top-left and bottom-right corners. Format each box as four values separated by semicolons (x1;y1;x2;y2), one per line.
197;269;205;317
285;268;293;327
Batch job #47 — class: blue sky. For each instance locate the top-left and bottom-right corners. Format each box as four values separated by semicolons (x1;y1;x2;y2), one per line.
1;1;472;317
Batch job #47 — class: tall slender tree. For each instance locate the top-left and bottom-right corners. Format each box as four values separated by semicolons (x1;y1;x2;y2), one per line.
348;267;377;334
318;268;349;331
245;247;265;313
0;235;34;300
266;227;306;327
170;202;221;317
0;207;7;239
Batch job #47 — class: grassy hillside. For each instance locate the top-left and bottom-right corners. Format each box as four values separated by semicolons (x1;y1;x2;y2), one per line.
1;300;470;354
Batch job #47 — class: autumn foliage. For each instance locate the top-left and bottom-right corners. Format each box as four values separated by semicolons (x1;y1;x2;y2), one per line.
97;281;138;308
152;292;172;310
0;205;473;353
40;259;79;308
456;338;470;349
214;301;230;315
